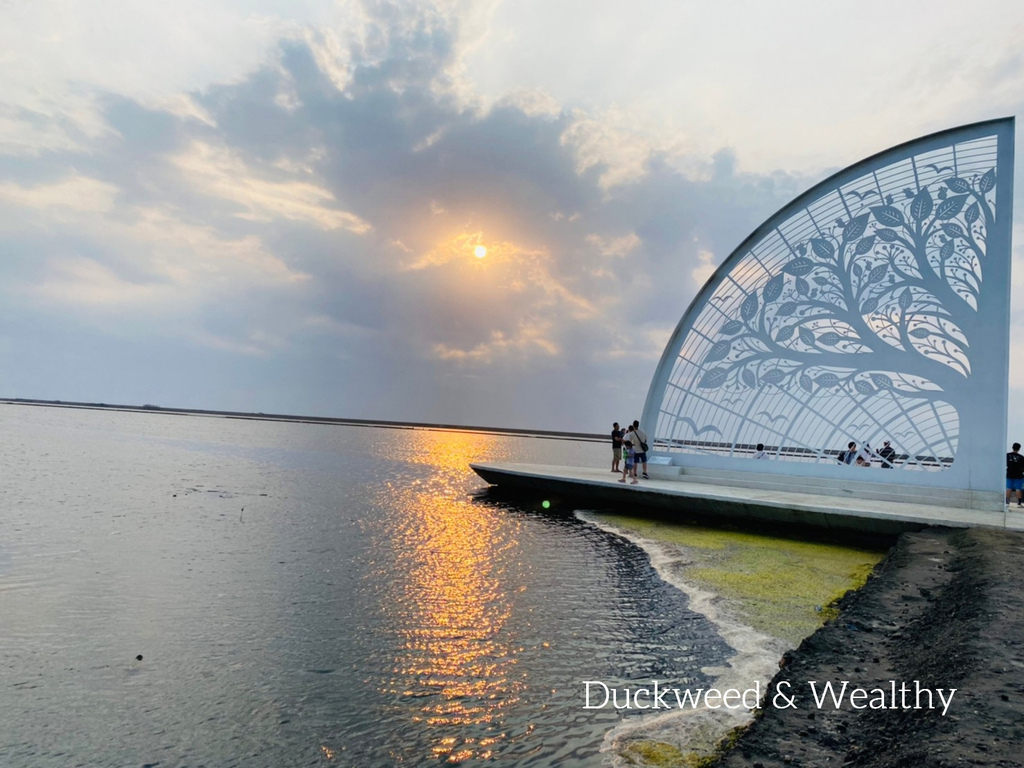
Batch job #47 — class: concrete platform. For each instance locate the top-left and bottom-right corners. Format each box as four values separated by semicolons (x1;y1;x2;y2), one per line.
470;462;1024;536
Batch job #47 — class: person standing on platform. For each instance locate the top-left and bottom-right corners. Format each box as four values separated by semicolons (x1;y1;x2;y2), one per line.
878;440;897;469
611;422;623;473
752;443;768;460
619;439;638;484
631;420;649;479
842;441;857;465
1007;443;1024;508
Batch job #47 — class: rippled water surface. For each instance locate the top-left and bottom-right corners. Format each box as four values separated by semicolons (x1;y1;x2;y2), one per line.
0;405;732;767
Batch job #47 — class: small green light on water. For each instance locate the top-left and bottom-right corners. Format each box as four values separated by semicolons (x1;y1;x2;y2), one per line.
542;500;551;509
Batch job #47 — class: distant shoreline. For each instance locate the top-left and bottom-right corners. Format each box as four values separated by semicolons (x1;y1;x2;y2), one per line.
0;397;606;443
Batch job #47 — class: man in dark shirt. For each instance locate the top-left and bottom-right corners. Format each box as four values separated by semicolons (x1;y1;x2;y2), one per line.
611;423;623;473
1007;442;1024;508
878;440;897;469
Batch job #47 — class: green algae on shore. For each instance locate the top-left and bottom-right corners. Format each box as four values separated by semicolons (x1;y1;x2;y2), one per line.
620;724;747;768
596;514;887;645
584;512;889;768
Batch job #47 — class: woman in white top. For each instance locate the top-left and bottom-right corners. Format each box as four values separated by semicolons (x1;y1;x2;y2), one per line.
855;443;876;466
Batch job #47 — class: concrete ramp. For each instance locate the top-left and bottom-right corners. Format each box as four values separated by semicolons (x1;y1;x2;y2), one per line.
470;462;1024;536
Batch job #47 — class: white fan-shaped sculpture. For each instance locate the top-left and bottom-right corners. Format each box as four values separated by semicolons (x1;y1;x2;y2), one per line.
643;118;1015;496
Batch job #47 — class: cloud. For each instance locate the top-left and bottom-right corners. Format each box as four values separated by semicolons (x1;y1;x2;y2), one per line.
173;140;372;232
0;98;114;156
0;0;826;429
34;255;162;307
586;232;641;257
0;175;118;212
433;318;560;363
595;323;676;363
691;248;716;288
561;106;672;189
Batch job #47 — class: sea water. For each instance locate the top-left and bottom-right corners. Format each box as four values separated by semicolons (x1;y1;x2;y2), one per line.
0;405;882;767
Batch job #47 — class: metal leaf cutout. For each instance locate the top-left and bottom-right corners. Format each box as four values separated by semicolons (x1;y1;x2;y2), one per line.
910;188;933;221
871;206;904;227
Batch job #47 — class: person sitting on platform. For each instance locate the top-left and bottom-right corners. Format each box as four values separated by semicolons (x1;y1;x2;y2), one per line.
855;442;876;467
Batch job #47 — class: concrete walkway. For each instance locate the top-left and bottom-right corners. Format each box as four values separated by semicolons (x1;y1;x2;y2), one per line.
470;462;1024;536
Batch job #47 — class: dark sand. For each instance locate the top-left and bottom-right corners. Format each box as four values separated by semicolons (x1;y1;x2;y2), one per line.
713;527;1024;768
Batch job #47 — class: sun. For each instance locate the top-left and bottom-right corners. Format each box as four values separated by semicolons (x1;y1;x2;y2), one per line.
474;245;487;259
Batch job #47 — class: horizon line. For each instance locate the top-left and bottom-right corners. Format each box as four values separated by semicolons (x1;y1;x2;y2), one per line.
0;397;607;443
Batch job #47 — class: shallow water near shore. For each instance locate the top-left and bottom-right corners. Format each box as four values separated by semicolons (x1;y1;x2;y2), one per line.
0;404;881;766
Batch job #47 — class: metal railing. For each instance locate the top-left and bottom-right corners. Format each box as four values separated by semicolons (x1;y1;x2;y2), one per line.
653;438;954;469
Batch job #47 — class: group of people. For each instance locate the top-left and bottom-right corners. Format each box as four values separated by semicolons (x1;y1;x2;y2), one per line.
610;421;649;484
753;440;899;467
836;440;898;468
602;432;1024;509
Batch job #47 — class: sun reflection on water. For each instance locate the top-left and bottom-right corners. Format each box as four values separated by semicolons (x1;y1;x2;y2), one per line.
375;430;526;763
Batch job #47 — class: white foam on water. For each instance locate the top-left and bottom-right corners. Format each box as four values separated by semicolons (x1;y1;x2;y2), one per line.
577;511;790;766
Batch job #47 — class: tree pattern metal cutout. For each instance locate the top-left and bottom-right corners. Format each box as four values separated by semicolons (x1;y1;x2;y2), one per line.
646;120;1013;479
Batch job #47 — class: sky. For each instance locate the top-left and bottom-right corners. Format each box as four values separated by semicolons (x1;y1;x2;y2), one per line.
3;0;1024;435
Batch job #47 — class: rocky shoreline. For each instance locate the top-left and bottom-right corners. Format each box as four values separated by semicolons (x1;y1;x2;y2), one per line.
711;526;1024;768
